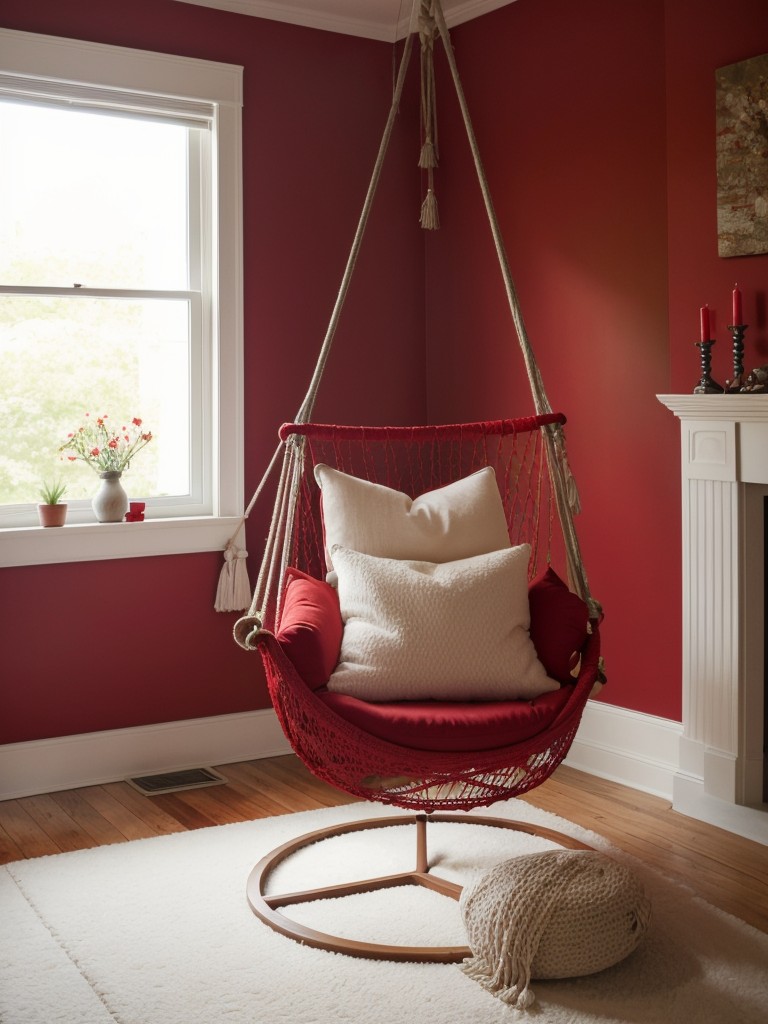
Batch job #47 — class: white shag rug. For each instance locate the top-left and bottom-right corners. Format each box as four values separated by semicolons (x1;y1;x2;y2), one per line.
2;798;767;1024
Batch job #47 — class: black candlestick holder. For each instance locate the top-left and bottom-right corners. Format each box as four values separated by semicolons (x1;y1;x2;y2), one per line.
725;323;748;392
693;339;724;394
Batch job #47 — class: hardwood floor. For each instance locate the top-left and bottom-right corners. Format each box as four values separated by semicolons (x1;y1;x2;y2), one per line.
1;757;766;935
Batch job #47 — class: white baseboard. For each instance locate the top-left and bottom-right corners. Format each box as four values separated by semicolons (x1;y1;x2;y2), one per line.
0;710;292;801
564;699;682;800
673;771;768;845
564;702;768;845
3;700;678;804
5;701;765;845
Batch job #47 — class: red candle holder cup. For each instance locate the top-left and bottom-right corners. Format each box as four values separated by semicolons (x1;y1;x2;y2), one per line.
125;500;146;523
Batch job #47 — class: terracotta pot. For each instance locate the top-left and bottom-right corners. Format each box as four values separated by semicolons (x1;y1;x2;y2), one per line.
38;503;68;528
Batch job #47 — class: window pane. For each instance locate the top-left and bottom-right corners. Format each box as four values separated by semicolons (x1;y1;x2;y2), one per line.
0;103;190;289
0;295;190;504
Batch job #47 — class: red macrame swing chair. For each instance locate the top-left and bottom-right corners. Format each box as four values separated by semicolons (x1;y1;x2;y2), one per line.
227;0;605;963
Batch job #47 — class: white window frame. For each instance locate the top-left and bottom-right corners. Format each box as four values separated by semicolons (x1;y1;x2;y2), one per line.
0;28;244;567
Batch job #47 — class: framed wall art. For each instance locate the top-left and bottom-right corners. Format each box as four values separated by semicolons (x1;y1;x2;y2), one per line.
716;53;768;258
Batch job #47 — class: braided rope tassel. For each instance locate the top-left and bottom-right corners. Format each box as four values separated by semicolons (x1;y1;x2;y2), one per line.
214;541;252;613
419;0;440;229
420;178;440;229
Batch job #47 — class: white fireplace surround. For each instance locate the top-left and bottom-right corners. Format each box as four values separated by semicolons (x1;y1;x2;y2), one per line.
658;395;767;841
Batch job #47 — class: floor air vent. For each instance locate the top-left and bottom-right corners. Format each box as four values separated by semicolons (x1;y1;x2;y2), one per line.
126;767;227;796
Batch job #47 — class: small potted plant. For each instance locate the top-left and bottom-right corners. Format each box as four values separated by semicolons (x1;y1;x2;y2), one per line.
38;479;68;528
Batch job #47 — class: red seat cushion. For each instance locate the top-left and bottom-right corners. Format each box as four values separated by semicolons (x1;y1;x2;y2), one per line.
276;568;342;689
276;565;587;749
317;687;572;752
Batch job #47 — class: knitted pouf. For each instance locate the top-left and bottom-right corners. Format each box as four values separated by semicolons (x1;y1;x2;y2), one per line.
459;849;651;1009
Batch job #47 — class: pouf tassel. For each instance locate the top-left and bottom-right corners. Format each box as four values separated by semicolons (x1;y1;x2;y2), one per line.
500;984;535;1010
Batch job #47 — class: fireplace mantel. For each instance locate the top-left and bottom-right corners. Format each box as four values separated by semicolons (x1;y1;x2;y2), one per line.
658;393;768;420
658;395;767;844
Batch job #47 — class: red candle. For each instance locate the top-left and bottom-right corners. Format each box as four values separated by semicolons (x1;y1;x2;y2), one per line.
732;284;742;325
700;305;710;341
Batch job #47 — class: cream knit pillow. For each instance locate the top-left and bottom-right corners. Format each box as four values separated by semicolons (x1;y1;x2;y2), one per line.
327;543;559;702
314;465;510;570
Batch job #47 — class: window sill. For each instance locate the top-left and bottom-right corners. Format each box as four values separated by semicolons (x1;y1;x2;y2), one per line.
0;516;242;568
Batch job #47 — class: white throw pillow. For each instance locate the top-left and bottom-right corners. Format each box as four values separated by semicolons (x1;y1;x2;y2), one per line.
327;544;560;702
314;464;510;570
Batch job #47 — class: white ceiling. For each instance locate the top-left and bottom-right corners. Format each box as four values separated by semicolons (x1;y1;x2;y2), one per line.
172;0;516;42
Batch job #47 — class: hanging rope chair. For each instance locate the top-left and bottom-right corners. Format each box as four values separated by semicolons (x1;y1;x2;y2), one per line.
237;414;603;811
227;0;605;960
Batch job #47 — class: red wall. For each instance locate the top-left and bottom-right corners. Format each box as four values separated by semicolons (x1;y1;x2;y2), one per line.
426;0;768;720
2;0;768;742
0;0;426;744
666;0;768;384
426;0;675;718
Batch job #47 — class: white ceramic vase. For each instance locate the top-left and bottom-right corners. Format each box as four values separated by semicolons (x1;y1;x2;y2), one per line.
92;471;129;523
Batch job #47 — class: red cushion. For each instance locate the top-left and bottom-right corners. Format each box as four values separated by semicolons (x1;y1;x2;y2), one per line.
276;568;342;689
528;567;590;683
275;565;585;749
317;687;571;752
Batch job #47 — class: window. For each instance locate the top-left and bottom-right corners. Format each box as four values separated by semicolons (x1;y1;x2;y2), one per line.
0;29;244;566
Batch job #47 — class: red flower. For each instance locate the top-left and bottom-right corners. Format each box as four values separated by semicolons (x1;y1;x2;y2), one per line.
59;412;152;471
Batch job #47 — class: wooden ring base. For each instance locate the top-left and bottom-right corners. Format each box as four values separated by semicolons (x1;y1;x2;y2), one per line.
247;812;593;963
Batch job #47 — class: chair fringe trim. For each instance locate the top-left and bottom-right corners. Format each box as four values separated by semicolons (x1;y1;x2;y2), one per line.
249;626;600;811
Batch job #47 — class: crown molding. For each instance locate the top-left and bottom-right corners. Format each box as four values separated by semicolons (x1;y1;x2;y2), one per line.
172;0;515;42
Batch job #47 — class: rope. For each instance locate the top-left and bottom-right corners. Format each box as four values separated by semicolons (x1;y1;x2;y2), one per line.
430;2;547;416
229;24;418;635
295;28;416;427
418;0;440;229
232;441;293;644
418;0;438;170
216;437;283;613
229;0;600;641
430;0;595;613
